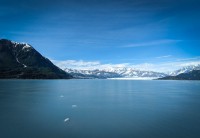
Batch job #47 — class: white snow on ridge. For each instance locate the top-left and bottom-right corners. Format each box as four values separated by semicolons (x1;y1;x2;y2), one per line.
64;64;200;79
22;44;32;52
22;44;31;49
11;41;21;45
168;64;200;76
64;67;167;78
11;41;32;51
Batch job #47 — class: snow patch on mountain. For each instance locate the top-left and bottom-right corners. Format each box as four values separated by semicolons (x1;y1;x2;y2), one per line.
15;57;27;68
11;41;32;52
22;44;32;51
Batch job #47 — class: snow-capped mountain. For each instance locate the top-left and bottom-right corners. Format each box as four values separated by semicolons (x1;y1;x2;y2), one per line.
65;67;167;79
168;64;200;76
102;67;167;78
65;68;121;79
159;70;200;80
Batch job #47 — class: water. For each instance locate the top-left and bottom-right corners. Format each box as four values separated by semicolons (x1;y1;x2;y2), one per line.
0;79;200;138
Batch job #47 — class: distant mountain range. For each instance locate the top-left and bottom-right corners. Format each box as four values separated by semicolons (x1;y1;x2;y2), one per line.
0;39;72;79
65;65;200;80
65;68;121;79
64;68;168;79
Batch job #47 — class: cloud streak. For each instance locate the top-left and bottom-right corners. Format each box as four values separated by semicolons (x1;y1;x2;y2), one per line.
156;55;172;58
175;56;200;62
122;39;181;48
51;60;101;69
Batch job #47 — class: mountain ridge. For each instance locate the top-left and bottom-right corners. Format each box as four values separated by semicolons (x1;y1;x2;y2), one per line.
64;64;200;80
64;67;167;79
158;70;200;80
168;64;200;76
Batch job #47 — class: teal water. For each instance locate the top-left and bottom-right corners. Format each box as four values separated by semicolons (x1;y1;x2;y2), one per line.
0;80;200;138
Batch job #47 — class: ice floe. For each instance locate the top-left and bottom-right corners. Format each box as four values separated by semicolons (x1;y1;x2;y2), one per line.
72;105;77;108
64;118;70;123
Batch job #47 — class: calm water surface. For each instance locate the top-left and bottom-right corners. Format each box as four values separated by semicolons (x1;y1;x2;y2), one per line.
0;79;200;138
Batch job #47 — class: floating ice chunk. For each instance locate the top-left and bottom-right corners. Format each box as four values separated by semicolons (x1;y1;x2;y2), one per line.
72;105;77;108
64;118;70;123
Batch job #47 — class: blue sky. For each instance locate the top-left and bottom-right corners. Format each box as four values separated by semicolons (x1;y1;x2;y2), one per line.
1;0;200;72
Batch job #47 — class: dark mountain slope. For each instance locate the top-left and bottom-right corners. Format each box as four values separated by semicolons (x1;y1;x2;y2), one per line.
0;39;72;79
158;70;200;80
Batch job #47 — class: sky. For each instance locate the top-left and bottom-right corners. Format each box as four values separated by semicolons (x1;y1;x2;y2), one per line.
0;0;200;72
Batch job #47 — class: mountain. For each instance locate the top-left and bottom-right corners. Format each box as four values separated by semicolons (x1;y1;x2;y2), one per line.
158;70;200;80
168;64;200;76
65;68;121;79
65;67;167;79
0;39;72;79
102;67;167;78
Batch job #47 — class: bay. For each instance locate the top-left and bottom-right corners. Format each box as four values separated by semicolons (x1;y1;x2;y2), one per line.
0;79;200;138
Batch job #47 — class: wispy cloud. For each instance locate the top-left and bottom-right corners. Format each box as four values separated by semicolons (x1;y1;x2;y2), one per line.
122;39;181;48
175;56;200;62
52;59;130;70
51;60;101;70
156;55;172;59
